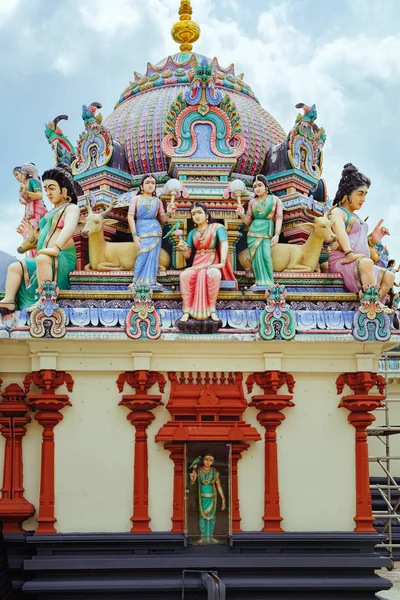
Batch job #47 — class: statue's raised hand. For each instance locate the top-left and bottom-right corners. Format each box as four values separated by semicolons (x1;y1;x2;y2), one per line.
370;219;390;245
235;204;245;218
16;220;35;241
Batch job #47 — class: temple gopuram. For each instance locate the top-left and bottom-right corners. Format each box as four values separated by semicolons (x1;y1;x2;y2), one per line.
0;2;398;598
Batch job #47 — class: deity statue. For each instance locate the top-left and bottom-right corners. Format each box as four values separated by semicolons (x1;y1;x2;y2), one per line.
0;164;82;315
177;202;237;322
189;453;226;545
235;174;283;288
127;174;175;289
328;163;395;312
15;163;47;230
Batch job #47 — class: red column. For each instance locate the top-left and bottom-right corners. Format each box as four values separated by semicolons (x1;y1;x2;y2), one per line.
117;371;165;533
0;383;35;532
247;371;295;532
231;443;249;533
24;370;74;534
337;372;385;533
73;231;88;271
165;444;185;533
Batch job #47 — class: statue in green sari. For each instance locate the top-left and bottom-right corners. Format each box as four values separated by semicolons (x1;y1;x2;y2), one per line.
236;174;283;288
189;453;226;544
0;164;82;314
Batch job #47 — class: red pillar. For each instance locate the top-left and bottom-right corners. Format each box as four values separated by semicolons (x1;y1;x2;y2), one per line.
117;371;165;533
337;372;385;533
24;370;73;534
231;443;249;533
247;371;295;532
165;444;185;533
0;383;35;532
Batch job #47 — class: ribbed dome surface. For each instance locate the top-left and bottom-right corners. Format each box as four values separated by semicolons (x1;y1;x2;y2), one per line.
104;52;286;176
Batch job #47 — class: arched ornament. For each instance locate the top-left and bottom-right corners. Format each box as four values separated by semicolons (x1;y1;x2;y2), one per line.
72;102;113;175
287;103;326;179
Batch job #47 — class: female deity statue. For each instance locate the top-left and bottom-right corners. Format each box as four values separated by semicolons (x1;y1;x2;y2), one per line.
235;174;283;288
16;163;47;230
127;174;175;289
177;202;237;322
328;163;395;310
0;164;82;314
189;453;226;544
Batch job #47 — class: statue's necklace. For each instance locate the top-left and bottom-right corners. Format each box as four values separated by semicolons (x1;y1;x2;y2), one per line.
141;195;154;212
255;194;269;215
196;224;208;241
201;467;213;484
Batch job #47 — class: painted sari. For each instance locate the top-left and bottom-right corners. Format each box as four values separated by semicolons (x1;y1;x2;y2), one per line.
129;195;165;287
180;223;237;320
328;207;385;293
16;204;76;310
24;178;47;228
198;467;220;543
247;194;278;286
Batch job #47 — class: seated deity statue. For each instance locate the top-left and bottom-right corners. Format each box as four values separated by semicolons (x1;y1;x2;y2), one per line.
177;202;237;322
328;163;394;312
0;164;82;315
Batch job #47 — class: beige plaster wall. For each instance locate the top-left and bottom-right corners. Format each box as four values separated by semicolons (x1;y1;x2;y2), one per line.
0;338;388;534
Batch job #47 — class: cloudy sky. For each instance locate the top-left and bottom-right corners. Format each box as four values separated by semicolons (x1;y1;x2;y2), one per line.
1;0;399;270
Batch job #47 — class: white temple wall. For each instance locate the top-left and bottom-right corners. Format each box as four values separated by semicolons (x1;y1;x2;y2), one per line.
0;338;388;533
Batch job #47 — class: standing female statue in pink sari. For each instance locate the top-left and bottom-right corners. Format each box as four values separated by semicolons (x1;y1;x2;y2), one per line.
177;202;237;322
328;163;394;310
16;163;47;230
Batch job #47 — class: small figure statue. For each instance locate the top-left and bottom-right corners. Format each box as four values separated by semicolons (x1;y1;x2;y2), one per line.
235;174;283;288
177;202;237;322
328;163;395;312
0;164;82;314
127;175;175;289
15;163;47;230
189;453;226;545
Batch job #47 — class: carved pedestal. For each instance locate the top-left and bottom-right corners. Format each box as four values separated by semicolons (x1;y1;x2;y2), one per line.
24;370;74;534
337;372;385;533
0;384;35;532
117;371;165;533
247;371;295;532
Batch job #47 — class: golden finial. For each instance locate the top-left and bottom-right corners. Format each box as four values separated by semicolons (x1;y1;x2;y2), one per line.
171;0;200;53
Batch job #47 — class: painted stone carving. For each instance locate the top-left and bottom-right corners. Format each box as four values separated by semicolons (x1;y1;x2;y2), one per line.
125;284;161;340
259;284;296;341
72;102;113;175
188;453;226;545
287;103;326;179
29;281;67;339
44;115;75;166
0;164;82;315
352;285;390;342
328;163;395;309
162;58;245;161
176;202;237;333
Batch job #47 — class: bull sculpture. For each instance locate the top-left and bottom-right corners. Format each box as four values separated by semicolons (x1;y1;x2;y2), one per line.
238;214;336;273
80;196;171;271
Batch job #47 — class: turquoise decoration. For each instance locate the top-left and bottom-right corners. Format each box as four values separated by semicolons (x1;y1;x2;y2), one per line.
287;103;326;179
162;58;245;161
72;102;113;175
125;285;161;340
44;115;75;165
29;281;66;339
352;285;390;342
259;285;296;341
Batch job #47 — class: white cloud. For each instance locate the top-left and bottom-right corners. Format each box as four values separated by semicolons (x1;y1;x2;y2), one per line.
0;0;19;25
79;0;142;36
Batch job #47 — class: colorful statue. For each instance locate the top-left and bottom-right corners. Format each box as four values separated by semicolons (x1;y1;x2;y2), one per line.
127;175;175;289
0;164;82;314
177;202;237;322
235;174;283;288
328;163;395;311
189;453;226;544
15;163;47;230
44;115;75;166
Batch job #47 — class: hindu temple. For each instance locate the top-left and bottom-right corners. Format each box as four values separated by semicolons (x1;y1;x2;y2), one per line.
0;1;398;598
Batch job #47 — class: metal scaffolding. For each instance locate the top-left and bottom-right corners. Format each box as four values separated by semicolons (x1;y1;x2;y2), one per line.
368;349;400;570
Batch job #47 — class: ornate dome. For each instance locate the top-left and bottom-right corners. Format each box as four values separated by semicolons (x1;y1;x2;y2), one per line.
104;51;286;178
